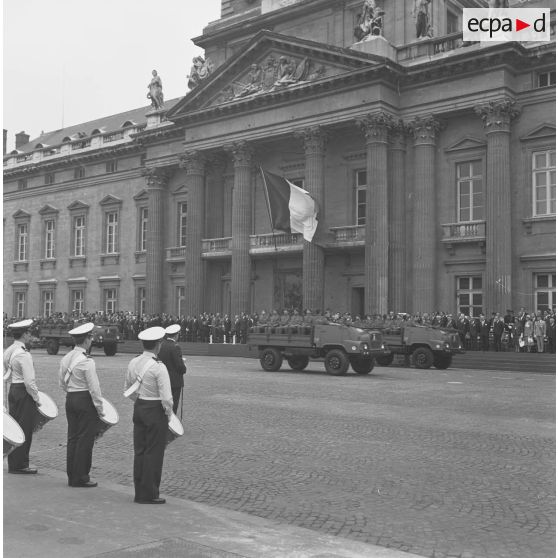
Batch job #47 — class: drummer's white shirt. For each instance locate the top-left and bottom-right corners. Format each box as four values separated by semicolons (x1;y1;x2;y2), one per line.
59;347;104;414
125;351;173;417
3;341;39;402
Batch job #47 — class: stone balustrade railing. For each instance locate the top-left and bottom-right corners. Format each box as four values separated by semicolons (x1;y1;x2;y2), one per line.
441;220;486;241
329;225;365;243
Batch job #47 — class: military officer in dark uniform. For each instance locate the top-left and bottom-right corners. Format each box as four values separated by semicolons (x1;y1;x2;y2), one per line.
124;327;173;504
157;324;187;414
3;319;41;474
59;322;104;487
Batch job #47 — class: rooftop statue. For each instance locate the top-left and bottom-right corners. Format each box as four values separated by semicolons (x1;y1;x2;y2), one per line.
187;56;214;90
147;70;164;111
354;0;384;42
413;0;433;39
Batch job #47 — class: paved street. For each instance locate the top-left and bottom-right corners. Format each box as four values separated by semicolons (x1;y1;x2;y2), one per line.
10;352;555;558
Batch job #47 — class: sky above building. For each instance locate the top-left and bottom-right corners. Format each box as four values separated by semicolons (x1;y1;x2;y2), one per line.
3;0;221;151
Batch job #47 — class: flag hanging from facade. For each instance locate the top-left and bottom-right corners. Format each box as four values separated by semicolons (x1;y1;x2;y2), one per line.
260;168;318;242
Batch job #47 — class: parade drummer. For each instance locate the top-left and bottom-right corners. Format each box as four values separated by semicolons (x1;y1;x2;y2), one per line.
3;319;41;474
124;326;173;504
59;322;104;488
157;324;187;414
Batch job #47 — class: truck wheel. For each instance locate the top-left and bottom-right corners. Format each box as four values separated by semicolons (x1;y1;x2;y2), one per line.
45;339;59;355
412;347;434;369
375;354;394;366
260;348;283;371
287;356;309;371
350;356;374;375
433;354;452;369
324;349;349;375
104;342;117;356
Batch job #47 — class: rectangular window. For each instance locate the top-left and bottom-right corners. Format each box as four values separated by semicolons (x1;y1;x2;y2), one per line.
15;292;26;318
44;173;55;185
456;276;483;317
42;291;54;317
73;215;85;257
74;167;85;179
71;289;84;314
137;287;146;315
178;202;187;247
457;161;484;222
535;273;556;313
17;223;28;261
177;286;185;315
44;219;56;259
104;288;117;314
355;169;367;226
538;71;556;88
139;207;148;252
532;150;556;216
17;179;27;191
447;10;459;33
106;211;118;254
106;160;117;173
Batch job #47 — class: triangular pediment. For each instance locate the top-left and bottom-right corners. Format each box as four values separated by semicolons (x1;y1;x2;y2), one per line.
99;194;122;206
520;123;556;142
444;137;487;153
38;204;59;215
167;30;385;119
133;189;149;201
12;209;31;219
67;200;90;211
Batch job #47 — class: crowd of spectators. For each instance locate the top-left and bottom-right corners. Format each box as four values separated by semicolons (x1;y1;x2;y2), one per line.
3;306;556;354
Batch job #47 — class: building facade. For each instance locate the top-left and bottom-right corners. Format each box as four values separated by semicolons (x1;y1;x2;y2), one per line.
3;0;556;320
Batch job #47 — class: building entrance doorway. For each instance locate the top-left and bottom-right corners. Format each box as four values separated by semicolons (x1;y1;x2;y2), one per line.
274;270;302;311
351;287;364;317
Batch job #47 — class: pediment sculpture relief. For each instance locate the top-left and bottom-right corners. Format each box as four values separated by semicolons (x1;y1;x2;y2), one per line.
216;55;328;104
188;56;215;90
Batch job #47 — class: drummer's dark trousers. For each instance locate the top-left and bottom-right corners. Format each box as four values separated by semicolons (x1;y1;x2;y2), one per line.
133;400;167;501
8;384;36;471
66;391;98;486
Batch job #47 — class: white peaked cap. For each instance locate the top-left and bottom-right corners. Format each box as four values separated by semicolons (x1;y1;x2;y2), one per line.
165;324;181;335
8;319;33;330
138;327;166;341
68;322;95;336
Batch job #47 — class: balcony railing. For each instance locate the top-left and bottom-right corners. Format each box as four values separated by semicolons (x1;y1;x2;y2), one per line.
165;246;185;261
249;232;303;254
397;32;479;62
441;220;486;242
201;237;232;257
329;225;365;244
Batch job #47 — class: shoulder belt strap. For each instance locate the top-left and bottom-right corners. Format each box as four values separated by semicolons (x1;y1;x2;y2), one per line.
63;353;88;386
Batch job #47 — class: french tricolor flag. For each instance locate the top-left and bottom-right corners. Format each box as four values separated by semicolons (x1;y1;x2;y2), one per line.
260;168;319;242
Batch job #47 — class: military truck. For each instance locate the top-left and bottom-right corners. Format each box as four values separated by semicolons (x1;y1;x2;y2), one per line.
246;322;389;375
368;322;464;369
37;323;122;356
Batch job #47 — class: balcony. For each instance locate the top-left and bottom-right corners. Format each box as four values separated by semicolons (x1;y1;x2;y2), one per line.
201;237;232;258
441;220;486;255
397;32;480;63
329;225;365;247
249;232;303;255
165;246;185;262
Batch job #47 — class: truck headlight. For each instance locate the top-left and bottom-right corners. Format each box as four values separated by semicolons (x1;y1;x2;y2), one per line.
362;343;368;350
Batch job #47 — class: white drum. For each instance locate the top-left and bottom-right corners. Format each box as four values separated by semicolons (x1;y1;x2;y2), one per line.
33;391;58;433
95;397;119;441
167;413;184;445
3;412;25;457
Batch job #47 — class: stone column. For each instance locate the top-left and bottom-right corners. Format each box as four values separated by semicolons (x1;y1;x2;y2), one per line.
475;99;519;314
409;116;443;314
297;127;327;312
358;112;393;316
143;167;170;314
227;141;254;317
389;122;408;314
179;151;206;317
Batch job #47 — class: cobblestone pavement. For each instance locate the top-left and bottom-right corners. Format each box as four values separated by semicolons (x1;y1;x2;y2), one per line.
24;352;555;558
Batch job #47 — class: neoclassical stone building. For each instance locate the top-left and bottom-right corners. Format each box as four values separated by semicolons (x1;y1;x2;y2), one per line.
3;0;556;319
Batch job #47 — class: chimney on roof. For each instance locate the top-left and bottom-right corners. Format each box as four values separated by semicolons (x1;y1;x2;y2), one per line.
3;130;6;155
15;131;30;150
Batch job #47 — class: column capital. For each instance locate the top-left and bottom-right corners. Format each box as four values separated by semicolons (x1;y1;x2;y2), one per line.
408;115;444;146
474;98;520;134
357;111;395;143
295;126;328;155
224;140;254;167
389;120;409;151
141;166;171;189
178;150;206;175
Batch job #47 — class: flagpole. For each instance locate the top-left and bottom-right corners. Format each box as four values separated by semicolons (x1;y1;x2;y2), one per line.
259;166;278;251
